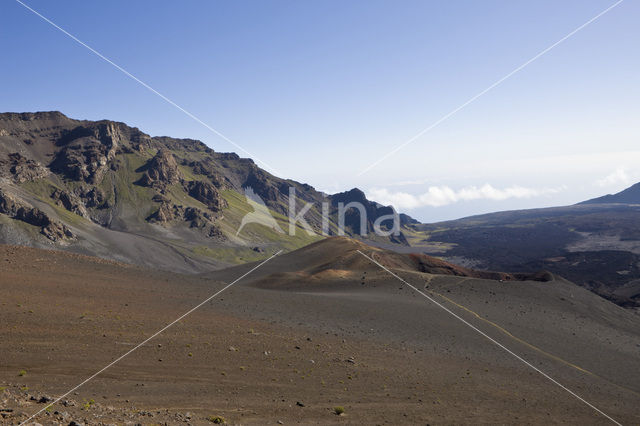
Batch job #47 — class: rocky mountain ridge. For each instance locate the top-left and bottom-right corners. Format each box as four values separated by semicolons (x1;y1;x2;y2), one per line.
0;111;413;271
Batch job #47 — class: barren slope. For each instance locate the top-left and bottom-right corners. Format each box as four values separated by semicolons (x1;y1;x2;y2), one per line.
1;239;639;424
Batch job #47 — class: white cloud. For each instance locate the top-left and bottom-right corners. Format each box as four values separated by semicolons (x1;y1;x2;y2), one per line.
367;184;565;209
596;168;630;187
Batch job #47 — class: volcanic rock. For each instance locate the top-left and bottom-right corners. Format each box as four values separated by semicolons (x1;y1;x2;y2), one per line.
0;152;50;183
138;149;183;190
185;180;227;212
0;188;73;241
50;122;121;183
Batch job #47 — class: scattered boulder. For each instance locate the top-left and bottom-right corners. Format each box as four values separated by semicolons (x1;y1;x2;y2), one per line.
38;395;53;404
75;186;107;209
207;225;224;239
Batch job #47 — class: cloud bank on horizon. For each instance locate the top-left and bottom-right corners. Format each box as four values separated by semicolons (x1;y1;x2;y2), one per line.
597;168;631;188
367;184;566;210
367;166;637;215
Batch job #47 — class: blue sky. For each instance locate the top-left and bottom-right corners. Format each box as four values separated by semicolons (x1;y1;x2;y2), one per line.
1;0;638;222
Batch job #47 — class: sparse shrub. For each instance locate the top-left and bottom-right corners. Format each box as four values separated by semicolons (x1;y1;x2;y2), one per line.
83;398;95;410
334;406;345;415
208;415;226;424
18;370;26;377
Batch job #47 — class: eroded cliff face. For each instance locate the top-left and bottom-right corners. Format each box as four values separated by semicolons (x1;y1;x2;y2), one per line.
50;122;128;184
134;149;227;237
185;180;227;212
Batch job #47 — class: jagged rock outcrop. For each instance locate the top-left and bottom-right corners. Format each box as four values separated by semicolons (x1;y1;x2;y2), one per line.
147;201;176;223
50;189;89;218
49;185;108;222
184;207;213;228
51;122;122;183
138;149;183;190
0;152;50;183
0;111;416;266
185;180;227;212
185;207;224;238
329;188;407;244
0;188;73;241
